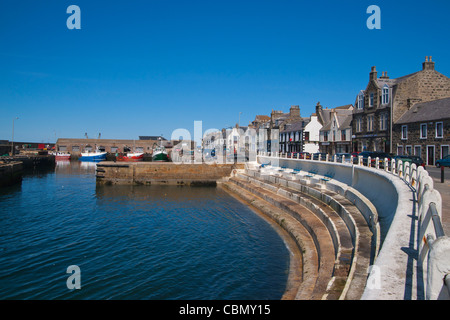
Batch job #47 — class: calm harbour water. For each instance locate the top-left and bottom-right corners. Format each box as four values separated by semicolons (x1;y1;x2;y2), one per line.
0;161;290;300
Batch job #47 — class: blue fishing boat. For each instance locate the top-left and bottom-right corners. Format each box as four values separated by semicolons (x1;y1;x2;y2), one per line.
79;150;107;161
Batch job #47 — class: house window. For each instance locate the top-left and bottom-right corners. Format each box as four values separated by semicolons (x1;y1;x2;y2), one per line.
358;92;365;109
380;113;388;131
382;85;389;104
367;115;374;132
436;122;443;138
414;145;421;157
406;145;412;155
341;130;347;141
356;117;362;132
324;131;328;142
397;145;404;156
369;93;374;107
401;125;408;140
442;145;449;158
72;146;80;152
420;123;427;139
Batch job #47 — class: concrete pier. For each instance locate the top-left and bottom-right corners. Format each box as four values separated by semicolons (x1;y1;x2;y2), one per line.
0;161;23;187
96;162;244;186
0;154;55;169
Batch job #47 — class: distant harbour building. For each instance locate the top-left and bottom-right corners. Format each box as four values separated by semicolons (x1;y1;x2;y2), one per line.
56;136;178;156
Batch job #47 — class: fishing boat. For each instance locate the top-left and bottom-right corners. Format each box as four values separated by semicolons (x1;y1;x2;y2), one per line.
152;146;169;162
79;150;107;161
55;152;71;161
117;152;144;162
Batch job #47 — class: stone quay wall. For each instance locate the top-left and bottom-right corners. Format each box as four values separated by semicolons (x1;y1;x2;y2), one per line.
0;161;23;187
96;162;244;186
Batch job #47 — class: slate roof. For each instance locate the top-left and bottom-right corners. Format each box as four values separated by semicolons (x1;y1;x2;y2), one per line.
396;97;450;124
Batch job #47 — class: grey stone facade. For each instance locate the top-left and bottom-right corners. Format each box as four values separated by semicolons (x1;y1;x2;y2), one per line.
352;57;450;153
393;97;450;166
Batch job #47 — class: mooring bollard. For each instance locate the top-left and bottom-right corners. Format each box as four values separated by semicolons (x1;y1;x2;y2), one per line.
441;166;445;183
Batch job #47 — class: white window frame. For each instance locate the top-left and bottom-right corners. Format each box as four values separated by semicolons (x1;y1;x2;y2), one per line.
436;122;443;138
441;145;450;159
382;85;389;105
367;115;374;132
369;93;374;107
380;113;388;131
358;93;364;109
414;145;421;157
420;123;427;139
356;117;362;132
401;125;408;140
406;145;412;156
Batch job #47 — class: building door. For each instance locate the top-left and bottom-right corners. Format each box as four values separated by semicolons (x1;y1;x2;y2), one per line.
427;145;435;166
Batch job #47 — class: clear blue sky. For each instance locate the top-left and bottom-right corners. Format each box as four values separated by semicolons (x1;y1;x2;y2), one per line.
1;0;449;143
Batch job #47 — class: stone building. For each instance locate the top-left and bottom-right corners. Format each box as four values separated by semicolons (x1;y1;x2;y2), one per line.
56;136;175;156
316;103;354;155
352;57;450;153
393;97;450;166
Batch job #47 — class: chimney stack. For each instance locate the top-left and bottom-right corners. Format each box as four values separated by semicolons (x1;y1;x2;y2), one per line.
370;66;378;81
422;56;435;71
289;105;300;118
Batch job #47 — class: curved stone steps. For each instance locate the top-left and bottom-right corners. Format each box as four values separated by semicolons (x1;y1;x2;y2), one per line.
227;176;337;300
220;181;319;299
235;170;377;300
237;173;355;299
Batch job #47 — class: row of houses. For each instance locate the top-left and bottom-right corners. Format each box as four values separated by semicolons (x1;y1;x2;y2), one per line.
203;57;450;166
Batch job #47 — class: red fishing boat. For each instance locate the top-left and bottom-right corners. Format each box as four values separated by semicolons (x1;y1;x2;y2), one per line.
117;152;144;162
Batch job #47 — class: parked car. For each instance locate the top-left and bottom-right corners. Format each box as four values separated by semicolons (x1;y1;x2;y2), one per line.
357;151;392;167
394;155;426;170
299;152;311;159
335;153;352;163
436;155;450;168
312;152;328;160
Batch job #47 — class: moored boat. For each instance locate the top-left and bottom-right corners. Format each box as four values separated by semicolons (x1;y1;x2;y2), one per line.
79;150;107;162
55;152;71;160
152;146;169;162
117;152;144;162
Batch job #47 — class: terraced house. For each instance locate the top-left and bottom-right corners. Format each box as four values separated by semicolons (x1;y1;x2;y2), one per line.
393;97;450;166
316;103;353;155
352;57;450;154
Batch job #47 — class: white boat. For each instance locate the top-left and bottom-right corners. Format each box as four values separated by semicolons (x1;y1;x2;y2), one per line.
79;150;107;161
54;152;71;160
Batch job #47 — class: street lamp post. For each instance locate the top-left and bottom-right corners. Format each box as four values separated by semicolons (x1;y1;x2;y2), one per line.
11;117;19;156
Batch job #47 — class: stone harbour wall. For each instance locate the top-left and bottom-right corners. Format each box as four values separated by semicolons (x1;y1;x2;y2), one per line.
96;162;244;186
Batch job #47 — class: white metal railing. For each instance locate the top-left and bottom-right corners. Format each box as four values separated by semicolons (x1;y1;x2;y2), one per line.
256;151;449;300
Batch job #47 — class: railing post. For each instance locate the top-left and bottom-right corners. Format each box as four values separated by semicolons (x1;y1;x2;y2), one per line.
375;157;380;169
368;156;371;167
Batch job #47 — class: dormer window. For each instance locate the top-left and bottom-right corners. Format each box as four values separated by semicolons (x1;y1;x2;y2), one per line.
357;92;365;109
369;93;374;107
382;85;389;104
